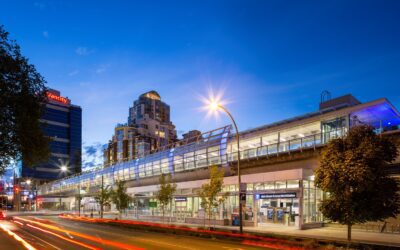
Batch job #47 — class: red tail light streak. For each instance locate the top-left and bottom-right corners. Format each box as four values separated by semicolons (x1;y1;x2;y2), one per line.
14;217;144;250
25;223;100;250
0;223;36;250
60;214;305;250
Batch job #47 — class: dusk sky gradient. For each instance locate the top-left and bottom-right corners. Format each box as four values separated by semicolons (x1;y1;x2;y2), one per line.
1;0;400;165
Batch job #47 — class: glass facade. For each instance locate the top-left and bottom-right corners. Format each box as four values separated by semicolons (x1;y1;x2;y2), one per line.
302;179;324;224
38;98;400;228
21;100;82;180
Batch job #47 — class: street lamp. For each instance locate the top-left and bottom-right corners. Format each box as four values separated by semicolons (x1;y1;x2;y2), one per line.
60;165;67;172
207;99;244;234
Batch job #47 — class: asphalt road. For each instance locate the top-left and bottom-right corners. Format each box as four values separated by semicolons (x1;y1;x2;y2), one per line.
0;216;270;250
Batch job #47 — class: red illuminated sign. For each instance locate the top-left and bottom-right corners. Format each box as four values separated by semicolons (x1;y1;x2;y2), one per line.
46;92;69;105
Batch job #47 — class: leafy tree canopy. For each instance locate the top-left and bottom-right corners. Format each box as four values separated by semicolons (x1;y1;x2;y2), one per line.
156;173;177;219
315;125;399;240
0;25;50;174
111;180;130;213
198;165;228;222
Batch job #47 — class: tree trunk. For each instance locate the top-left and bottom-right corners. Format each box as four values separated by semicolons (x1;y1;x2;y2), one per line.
208;205;212;229
162;208;165;224
100;203;103;218
347;224;352;241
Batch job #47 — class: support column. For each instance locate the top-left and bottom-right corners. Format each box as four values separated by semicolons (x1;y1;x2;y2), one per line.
298;180;304;230
253;193;258;227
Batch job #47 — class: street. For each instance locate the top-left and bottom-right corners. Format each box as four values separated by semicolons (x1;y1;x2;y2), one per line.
0;216;269;250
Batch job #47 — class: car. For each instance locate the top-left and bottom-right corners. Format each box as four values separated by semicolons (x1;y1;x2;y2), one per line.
0;211;6;220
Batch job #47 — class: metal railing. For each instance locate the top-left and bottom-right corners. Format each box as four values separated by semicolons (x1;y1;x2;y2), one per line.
38;127;348;196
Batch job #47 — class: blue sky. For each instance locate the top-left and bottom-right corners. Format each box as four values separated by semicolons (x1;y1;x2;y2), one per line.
2;1;400;166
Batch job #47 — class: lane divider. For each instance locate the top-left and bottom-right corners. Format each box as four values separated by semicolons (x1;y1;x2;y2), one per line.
0;223;37;250
60;214;305;250
14;216;144;250
26;223;100;250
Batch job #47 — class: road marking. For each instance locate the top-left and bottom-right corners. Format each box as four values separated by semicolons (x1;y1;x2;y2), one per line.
55;218;197;249
18;225;63;250
0;223;37;250
136;238;197;250
15;216;144;250
26;223;101;250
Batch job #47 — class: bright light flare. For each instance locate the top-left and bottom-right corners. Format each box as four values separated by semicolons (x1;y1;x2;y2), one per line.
198;87;230;121
60;166;67;172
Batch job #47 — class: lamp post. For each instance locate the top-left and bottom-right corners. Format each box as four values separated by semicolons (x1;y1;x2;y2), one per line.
26;179;32;211
59;166;67;211
208;101;243;234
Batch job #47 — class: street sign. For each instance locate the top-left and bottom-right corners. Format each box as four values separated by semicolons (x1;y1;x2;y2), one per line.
174;197;187;202
258;192;296;199
149;201;157;208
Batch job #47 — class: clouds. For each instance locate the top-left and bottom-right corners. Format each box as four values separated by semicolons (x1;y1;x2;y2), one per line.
95;64;110;74
75;46;93;56
82;142;106;171
68;70;79;76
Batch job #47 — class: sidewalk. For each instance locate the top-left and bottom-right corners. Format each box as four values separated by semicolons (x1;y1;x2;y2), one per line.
94;213;400;247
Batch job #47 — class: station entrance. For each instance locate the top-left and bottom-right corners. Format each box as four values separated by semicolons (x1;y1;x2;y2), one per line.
257;192;300;227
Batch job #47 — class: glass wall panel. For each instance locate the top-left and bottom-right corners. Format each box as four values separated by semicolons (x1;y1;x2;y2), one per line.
287;180;299;189
195;149;207;168
174;155;183;172
161;158;169;174
184;152;195;169
265;182;275;190
208;146;220;165
275;181;286;189
145;162;152;176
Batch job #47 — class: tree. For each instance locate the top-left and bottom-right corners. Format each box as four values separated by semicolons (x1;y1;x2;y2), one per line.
156;174;177;223
94;176;112;218
111;180;130;219
0;25;50;174
197;165;228;228
315;125;400;241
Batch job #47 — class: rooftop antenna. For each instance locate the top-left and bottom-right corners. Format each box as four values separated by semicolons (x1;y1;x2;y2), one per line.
320;90;331;103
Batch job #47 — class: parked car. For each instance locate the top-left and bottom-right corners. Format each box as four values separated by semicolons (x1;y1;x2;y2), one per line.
0;211;6;220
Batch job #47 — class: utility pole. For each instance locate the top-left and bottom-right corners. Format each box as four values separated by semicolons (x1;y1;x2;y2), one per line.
78;178;81;217
100;175;104;218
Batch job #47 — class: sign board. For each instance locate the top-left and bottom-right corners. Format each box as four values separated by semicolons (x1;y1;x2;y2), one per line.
46;91;70;105
174;197;187;202
149;201;157;208
259;193;296;199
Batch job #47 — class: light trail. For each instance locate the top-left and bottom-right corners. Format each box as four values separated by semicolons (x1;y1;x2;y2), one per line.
60;214;305;249
26;224;100;250
14;217;144;250
241;240;304;250
0;223;37;250
13;220;24;226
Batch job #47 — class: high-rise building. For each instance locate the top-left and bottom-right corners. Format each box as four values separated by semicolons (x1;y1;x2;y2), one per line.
104;91;177;165
17;89;82;180
128;90;176;146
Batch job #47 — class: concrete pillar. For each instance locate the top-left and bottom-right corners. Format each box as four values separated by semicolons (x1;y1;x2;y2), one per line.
253;193;258;227
298;180;304;229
